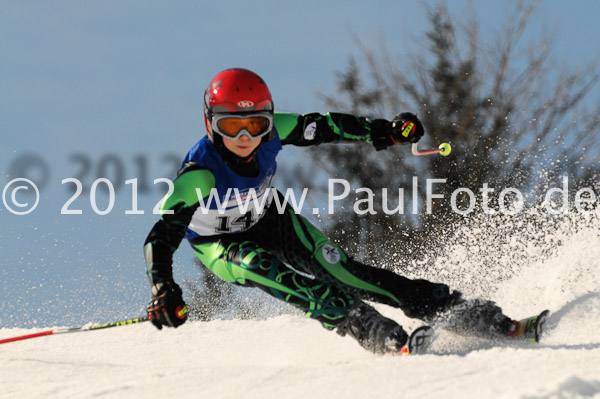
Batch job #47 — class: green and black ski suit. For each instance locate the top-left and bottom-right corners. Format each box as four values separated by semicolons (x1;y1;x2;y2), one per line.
144;112;511;353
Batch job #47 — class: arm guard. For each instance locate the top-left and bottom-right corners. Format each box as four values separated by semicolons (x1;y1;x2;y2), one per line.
275;112;394;150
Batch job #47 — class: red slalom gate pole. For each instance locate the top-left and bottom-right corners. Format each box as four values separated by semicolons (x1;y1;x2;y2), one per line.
0;315;150;345
0;330;54;344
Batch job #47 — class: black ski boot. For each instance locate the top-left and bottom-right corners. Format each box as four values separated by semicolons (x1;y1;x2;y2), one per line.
337;300;408;354
431;296;514;338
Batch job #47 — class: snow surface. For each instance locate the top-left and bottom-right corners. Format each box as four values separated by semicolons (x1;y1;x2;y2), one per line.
2;213;600;399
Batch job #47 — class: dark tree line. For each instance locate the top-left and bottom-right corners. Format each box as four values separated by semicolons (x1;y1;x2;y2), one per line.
312;0;600;265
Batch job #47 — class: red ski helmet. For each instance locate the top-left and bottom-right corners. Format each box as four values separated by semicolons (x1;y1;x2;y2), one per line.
203;68;274;142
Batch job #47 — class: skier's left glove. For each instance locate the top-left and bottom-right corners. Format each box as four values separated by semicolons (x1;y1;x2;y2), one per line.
391;113;424;144
147;280;188;330
372;112;424;150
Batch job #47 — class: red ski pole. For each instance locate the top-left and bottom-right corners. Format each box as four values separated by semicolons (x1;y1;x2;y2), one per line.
0;315;149;345
411;142;452;157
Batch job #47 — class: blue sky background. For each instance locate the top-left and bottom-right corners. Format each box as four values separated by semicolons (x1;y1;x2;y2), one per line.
1;1;599;327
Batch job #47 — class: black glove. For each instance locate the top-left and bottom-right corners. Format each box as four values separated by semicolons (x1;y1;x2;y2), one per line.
372;112;424;151
147;280;188;330
391;112;424;144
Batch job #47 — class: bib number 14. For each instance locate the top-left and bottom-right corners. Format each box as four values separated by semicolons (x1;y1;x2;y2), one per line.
215;212;255;233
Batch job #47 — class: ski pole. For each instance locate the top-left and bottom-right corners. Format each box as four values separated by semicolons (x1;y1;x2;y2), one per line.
411;142;452;157
0;315;149;345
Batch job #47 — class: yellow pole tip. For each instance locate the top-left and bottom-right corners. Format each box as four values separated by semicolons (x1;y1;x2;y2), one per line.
438;142;452;156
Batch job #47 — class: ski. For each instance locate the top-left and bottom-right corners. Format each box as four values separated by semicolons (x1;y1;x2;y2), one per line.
398;310;550;355
508;309;550;343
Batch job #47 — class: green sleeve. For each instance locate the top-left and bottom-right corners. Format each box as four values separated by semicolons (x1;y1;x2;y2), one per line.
160;168;216;212
273;112;303;142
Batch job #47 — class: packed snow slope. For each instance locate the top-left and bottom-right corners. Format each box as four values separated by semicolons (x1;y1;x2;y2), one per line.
2;213;600;399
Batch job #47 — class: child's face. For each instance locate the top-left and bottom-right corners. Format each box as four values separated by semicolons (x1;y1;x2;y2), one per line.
222;134;262;158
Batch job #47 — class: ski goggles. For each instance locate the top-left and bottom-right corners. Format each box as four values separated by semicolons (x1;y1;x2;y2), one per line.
211;113;273;140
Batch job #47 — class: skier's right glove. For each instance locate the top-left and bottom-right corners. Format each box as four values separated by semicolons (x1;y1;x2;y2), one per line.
147;280;188;330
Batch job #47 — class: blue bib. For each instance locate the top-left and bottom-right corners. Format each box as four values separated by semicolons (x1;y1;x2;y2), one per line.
180;134;282;239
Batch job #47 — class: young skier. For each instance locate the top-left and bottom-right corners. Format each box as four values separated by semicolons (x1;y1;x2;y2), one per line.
145;68;519;354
